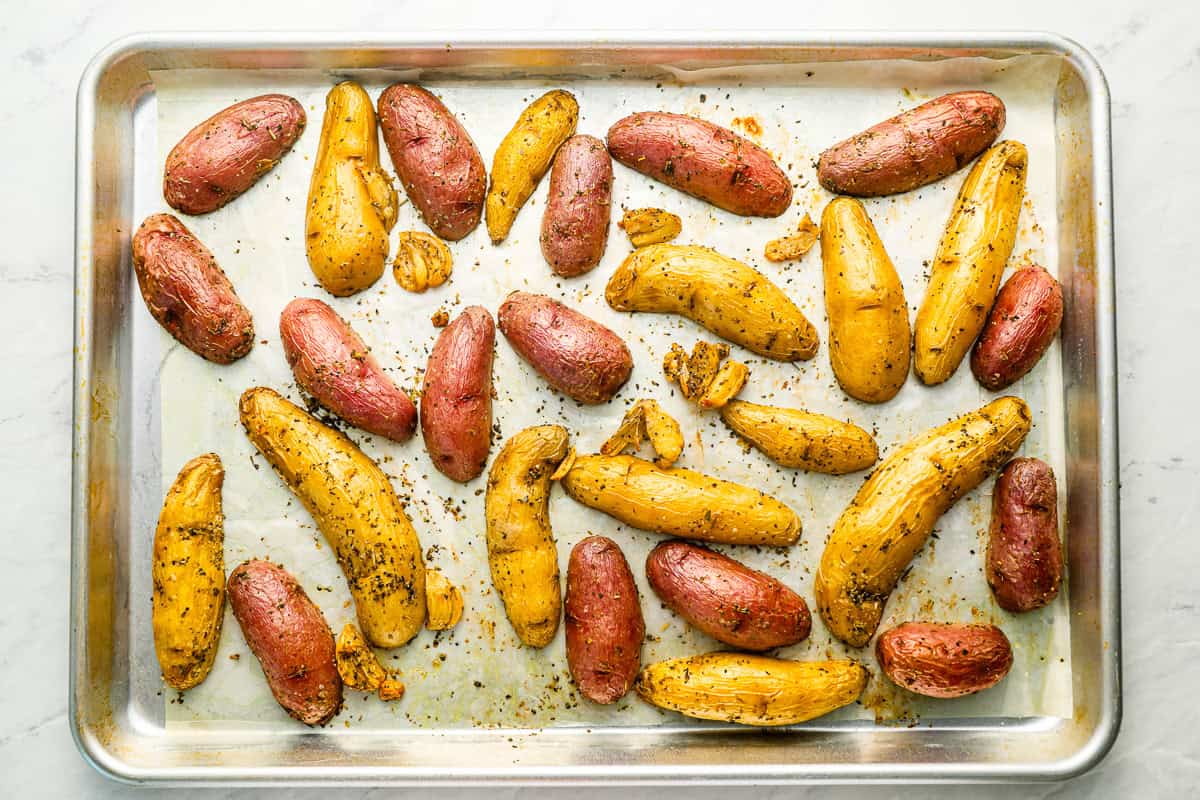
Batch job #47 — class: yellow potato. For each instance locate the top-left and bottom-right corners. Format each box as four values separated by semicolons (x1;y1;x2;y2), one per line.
913;141;1028;385
606;244;819;361
719;400;878;474
305;81;398;296
814;396;1031;647
820;197;910;403
239;387;425;648
635;652;866;726
559;454;801;546
485;425;570;647
425;569;464;631
152;453;225;690
485;90;578;243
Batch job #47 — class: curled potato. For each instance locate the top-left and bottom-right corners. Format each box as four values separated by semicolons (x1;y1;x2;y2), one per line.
987;458;1063;612
163;94;306;215
635;653;866;726
335;623;388;692
971;264;1064;391
820;197;910;403
814;396;1031;647
485;90;579;243
305;81;398;297
601;399;684;468
393;231;453;293
152;454;225;690
607;244;818;361
239;387;426;648
913;141;1028;385
559;453;801;547
425;569;465;630
485;425;570;647
719;400;878;475
876;622;1014;698
619;207;681;247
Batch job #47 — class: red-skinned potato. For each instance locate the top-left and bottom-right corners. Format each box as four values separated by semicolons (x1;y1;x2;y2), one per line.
875;622;1013;698
541;134;613;277
646;540;811;651
971;265;1064;390
420;306;496;482
227;560;342;725
565;536;645;704
606;112;792;217
131;213;254;364
498;291;632;404
377;84;487;241
988;458;1063;612
279;298;417;442
163;94;306;215
817;91;1005;197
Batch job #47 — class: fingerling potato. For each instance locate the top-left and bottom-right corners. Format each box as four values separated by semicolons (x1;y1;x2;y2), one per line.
814;396;1031;647
971;264;1064;390
875;622;1013;698
279;297;417;443
646;540;811;651
131;213;254;364
152;454;225;690
306;81;398;296
607;112;792;217
485;89;578;243
914;140;1028;385
606;244;819;361
163;94;306;215
377;83;486;241
565;536;644;704
420;306;495;482
228;559;342;725
987;458;1063;612
239;387;426;648
541;134;613;276
719;400;877;474
820;197;910;402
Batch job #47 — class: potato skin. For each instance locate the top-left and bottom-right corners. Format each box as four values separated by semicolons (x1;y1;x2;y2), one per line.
498;291;632;404
607;112;792;217
719;400;878;475
817;91;1005;197
635;653;866;726
565;536;645;704
377;84;486;241
306;81;398;297
971;265;1064;391
815;397;1031;647
279;298;417;443
152;454;225;691
131;213;254;364
486;89;579;243
485;425;570;647
163;94;306;215
540;135;613;277
606;245;818;361
875;622;1013;698
819;197;910;403
239;387;425;648
559;454;801;547
646;540;811;651
914;141;1028;385
420;306;495;482
227;560;342;725
987;458;1063;612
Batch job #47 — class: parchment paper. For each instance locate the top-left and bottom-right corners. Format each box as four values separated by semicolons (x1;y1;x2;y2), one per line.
150;56;1071;731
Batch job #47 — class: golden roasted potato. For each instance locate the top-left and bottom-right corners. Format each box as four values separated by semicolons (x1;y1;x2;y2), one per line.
820;198;910;403
618;207;681;247
606;244;818;361
485;90;579;243
635;652;866;726
601;399;684;468
335;623;388;692
719;400;878;474
913;141;1027;385
239;387;425;648
305;81;398;296
151;453;225;690
485;425;570;647
558;454;801;546
425;569;465;630
814;396;1031;647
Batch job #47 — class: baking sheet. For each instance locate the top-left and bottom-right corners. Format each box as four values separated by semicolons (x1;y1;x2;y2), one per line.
148;58;1071;732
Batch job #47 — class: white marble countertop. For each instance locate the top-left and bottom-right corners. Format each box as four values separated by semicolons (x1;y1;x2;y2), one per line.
2;0;1197;797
